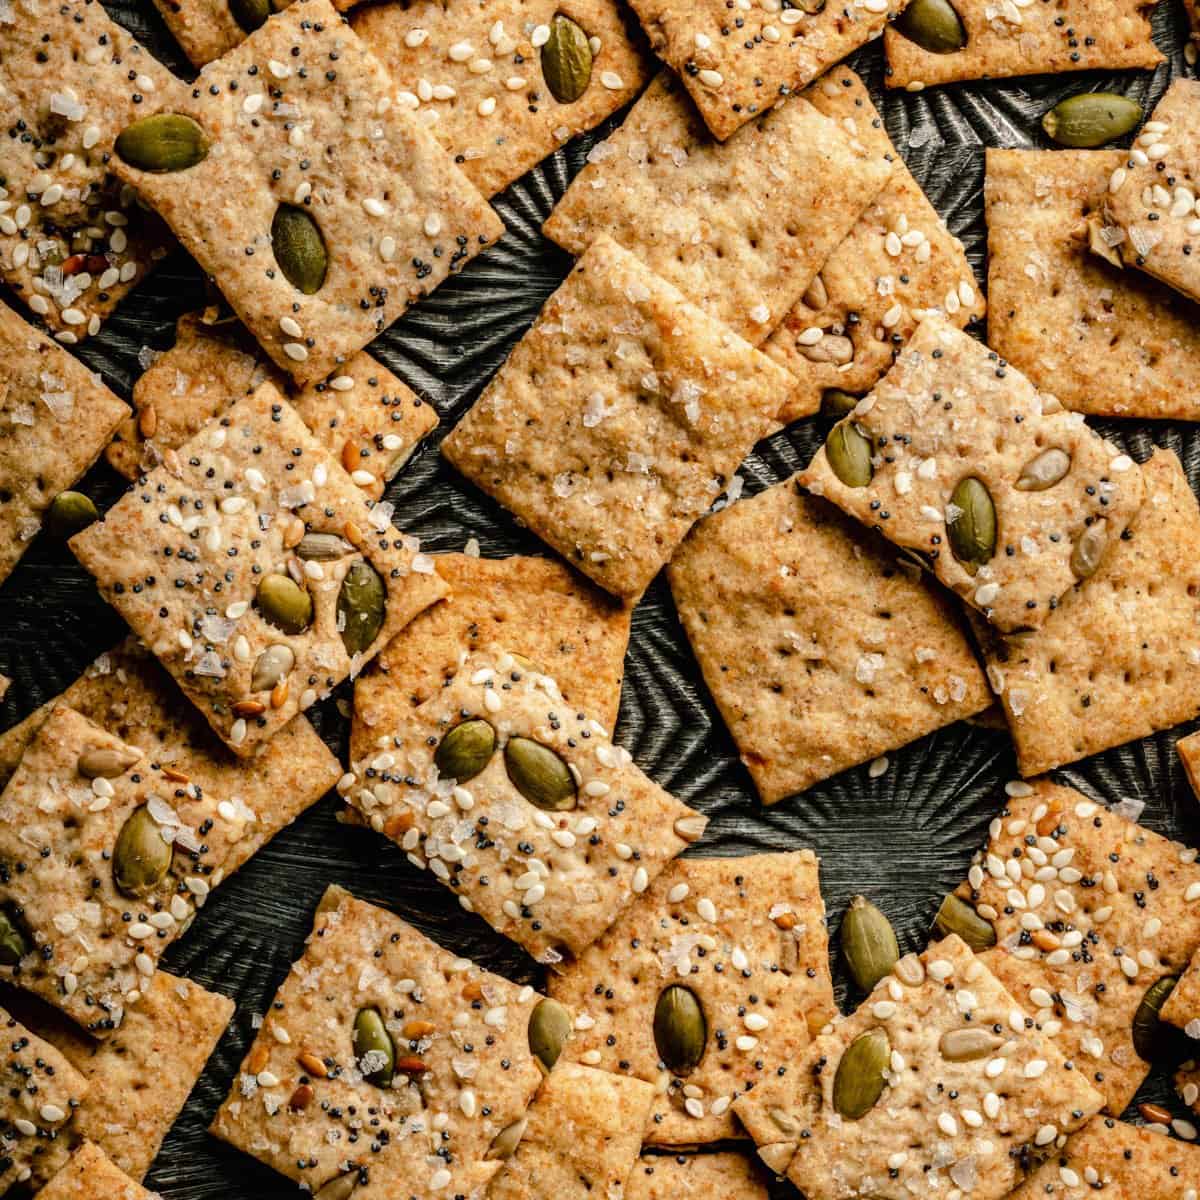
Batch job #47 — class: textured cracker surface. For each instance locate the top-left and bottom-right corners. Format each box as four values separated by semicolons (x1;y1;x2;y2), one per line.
30;1141;156;1200
626;1153;770;1200
1163;944;1200;1033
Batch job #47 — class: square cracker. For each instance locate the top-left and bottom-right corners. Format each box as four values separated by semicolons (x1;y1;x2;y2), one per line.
485;1063;654;1200
34;1142;156;1200
733;934;1104;1200
0;0;179;342
0;298;128;589
798;316;1145;634
71;383;447;757
547;851;836;1144
668;476;991;804
351;0;650;198
883;0;1162;90
351;552;631;762
1180;729;1200;815
986;149;1200;422
442;234;794;601
542;70;894;346
972;450;1200;777
1163;945;1200;1038
112;0;503;387
106;310;438;497
626;1153;769;1200
624;0;906;142
766;68;985;424
342;651;705;963
210;886;550;1199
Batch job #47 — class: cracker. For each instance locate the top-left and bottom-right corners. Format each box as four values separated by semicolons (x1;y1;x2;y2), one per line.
542;71;893;346
767;68;985;424
986;149;1200;421
0;298;129;589
106;311;438;497
442;234;794;601
71;383;447;757
668;477;989;803
547;851;836;1144
734;933;1104;1200
342;651;705;963
111;0;503;387
34;1142;156;1200
210;885;550;1198
972;450;1200;776
352;0;650;198
883;0;1162;90
624;0;905;142
485;1063;654;1200
626;1153;769;1200
351;552;631;763
1180;730;1200;811
1163;945;1200;1039
799;316;1145;634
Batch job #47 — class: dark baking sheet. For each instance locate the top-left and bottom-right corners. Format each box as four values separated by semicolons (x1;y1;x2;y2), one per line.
2;3;1200;1195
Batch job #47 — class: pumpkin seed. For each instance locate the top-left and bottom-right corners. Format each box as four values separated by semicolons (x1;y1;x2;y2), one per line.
77;744;140;779
820;389;861;420
337;560;386;656
115;114;209;173
947;477;996;569
841;895;900;993
1070;519;1108;581
45;491;98;540
826;422;874;488
296;532;351;561
0;908;28;966
272;204;328;295
251;644;295;693
256;573;313;635
314;1175;358;1200
1015;448;1071;492
653;984;706;1076
1132;975;1180;1062
832;1028;890;1120
113;806;173;898
895;0;967;54
504;737;577;811
932;893;996;952
528;998;572;1072
485;1116;528;1160
1042;93;1142;148
939;1028;1005;1062
434;718;496;783
541;14;593;104
229;0;270;32
354;1007;396;1086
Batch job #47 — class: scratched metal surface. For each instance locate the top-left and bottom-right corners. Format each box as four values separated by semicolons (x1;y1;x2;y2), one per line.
0;2;1199;1196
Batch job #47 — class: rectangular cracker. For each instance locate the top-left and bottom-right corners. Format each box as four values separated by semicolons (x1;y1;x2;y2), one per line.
485;1063;654;1200
112;0;504;387
0;298;129;589
1163;945;1200;1038
351;552;631;763
883;0;1162;90
71;382;447;757
767;67;984;424
973;449;1200;776
106;310;438;496
442;234;794;600
627;1153;770;1200
210;885;550;1198
667;476;991;803
341;650;705;963
798;316;1145;634
547;851;836;1144
0;0;180;342
733;933;1104;1200
352;0;651;198
625;0;906;141
542;71;893;346
33;1142;155;1200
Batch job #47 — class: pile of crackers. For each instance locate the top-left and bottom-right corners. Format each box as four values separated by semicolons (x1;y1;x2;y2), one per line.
3;0;1200;1197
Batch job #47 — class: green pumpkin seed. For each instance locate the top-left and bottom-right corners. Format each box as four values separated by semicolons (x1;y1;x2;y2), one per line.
337;560;386;656
947;477;996;569
353;1007;396;1086
77;744;140;779
314;1175;358;1200
939;1028;1004;1062
653;984;706;1076
1070;519;1108;581
0;908;29;966
272;204;328;295
841;895;900;993
113;806;173;898
256;573;313;635
895;0;967;54
485;1116;528;1160
826;422;874;488
541;14;593;104
932;893;996;952
434;718;497;783
832;1028;890;1120
229;0;270;32
45;491;98;540
820;389;861;420
115;114;209;173
1132;975;1179;1062
504;737;577;811
1042;93;1142;149
251;644;295;693
296;532;351;561
1015;448;1071;492
528;998;572;1072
